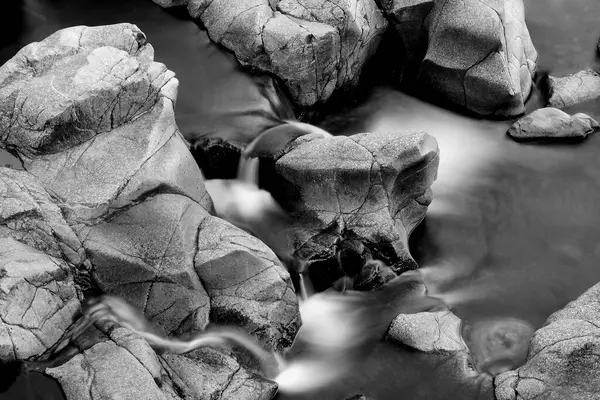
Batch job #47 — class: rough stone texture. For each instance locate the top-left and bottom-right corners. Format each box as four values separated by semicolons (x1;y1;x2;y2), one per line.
507;107;599;141
46;325;176;400
271;131;439;276
387;310;467;353
161;348;278;400
0;167;87;270
377;0;434;66
418;0;538;117
0;238;80;360
0;23;299;398
548;69;600;109
163;0;387;108
47;324;275;400
495;282;600;400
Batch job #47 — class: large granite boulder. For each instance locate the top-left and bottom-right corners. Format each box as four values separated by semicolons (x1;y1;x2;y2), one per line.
548;69;600;109
262;130;439;287
495;282;600;400
417;0;538;117
152;0;387;108
0;23;299;399
507;107;599;142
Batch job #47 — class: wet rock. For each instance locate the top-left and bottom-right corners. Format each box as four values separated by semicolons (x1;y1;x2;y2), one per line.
354;258;397;291
387;310;467;353
167;0;387;108
418;0;538;117
548;69;600;109
0;238;80;360
495;282;600;399
507;107;599;141
269;131;439;280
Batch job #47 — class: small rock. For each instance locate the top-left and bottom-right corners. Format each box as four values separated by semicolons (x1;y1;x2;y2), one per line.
548;69;600;109
507;107;599;141
387;310;467;353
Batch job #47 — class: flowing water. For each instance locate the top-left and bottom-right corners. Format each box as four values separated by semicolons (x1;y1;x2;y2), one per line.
1;0;600;399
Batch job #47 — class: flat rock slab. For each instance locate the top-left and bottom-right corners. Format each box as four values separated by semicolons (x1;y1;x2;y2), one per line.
495;282;600;400
507;107;599;141
548;69;600;109
418;0;537;117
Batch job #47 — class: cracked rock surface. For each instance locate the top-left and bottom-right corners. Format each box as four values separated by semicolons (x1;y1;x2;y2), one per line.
152;0;388;108
495;282;600;400
47;323;276;400
547;69;600;109
376;0;433;67
416;0;537;117
0;23;299;399
266;130;438;283
507;107;599;141
387;309;467;353
0;238;80;361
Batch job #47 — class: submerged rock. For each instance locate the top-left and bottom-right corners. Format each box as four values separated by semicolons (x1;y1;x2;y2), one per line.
548;69;600;109
0;23;299;399
152;0;387;108
417;0;537;117
507;107;599;141
495;282;600;400
464;317;534;376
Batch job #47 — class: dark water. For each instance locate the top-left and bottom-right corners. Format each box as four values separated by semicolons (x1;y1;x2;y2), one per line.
2;0;600;399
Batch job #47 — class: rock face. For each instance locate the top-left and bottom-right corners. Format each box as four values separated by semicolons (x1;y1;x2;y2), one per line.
153;0;387;108
0;23;299;399
416;0;538;117
507;107;599;141
495;282;600;400
548;69;600;109
265;130;439;285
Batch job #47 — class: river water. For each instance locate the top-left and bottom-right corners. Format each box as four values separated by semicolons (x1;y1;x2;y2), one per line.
1;0;599;399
